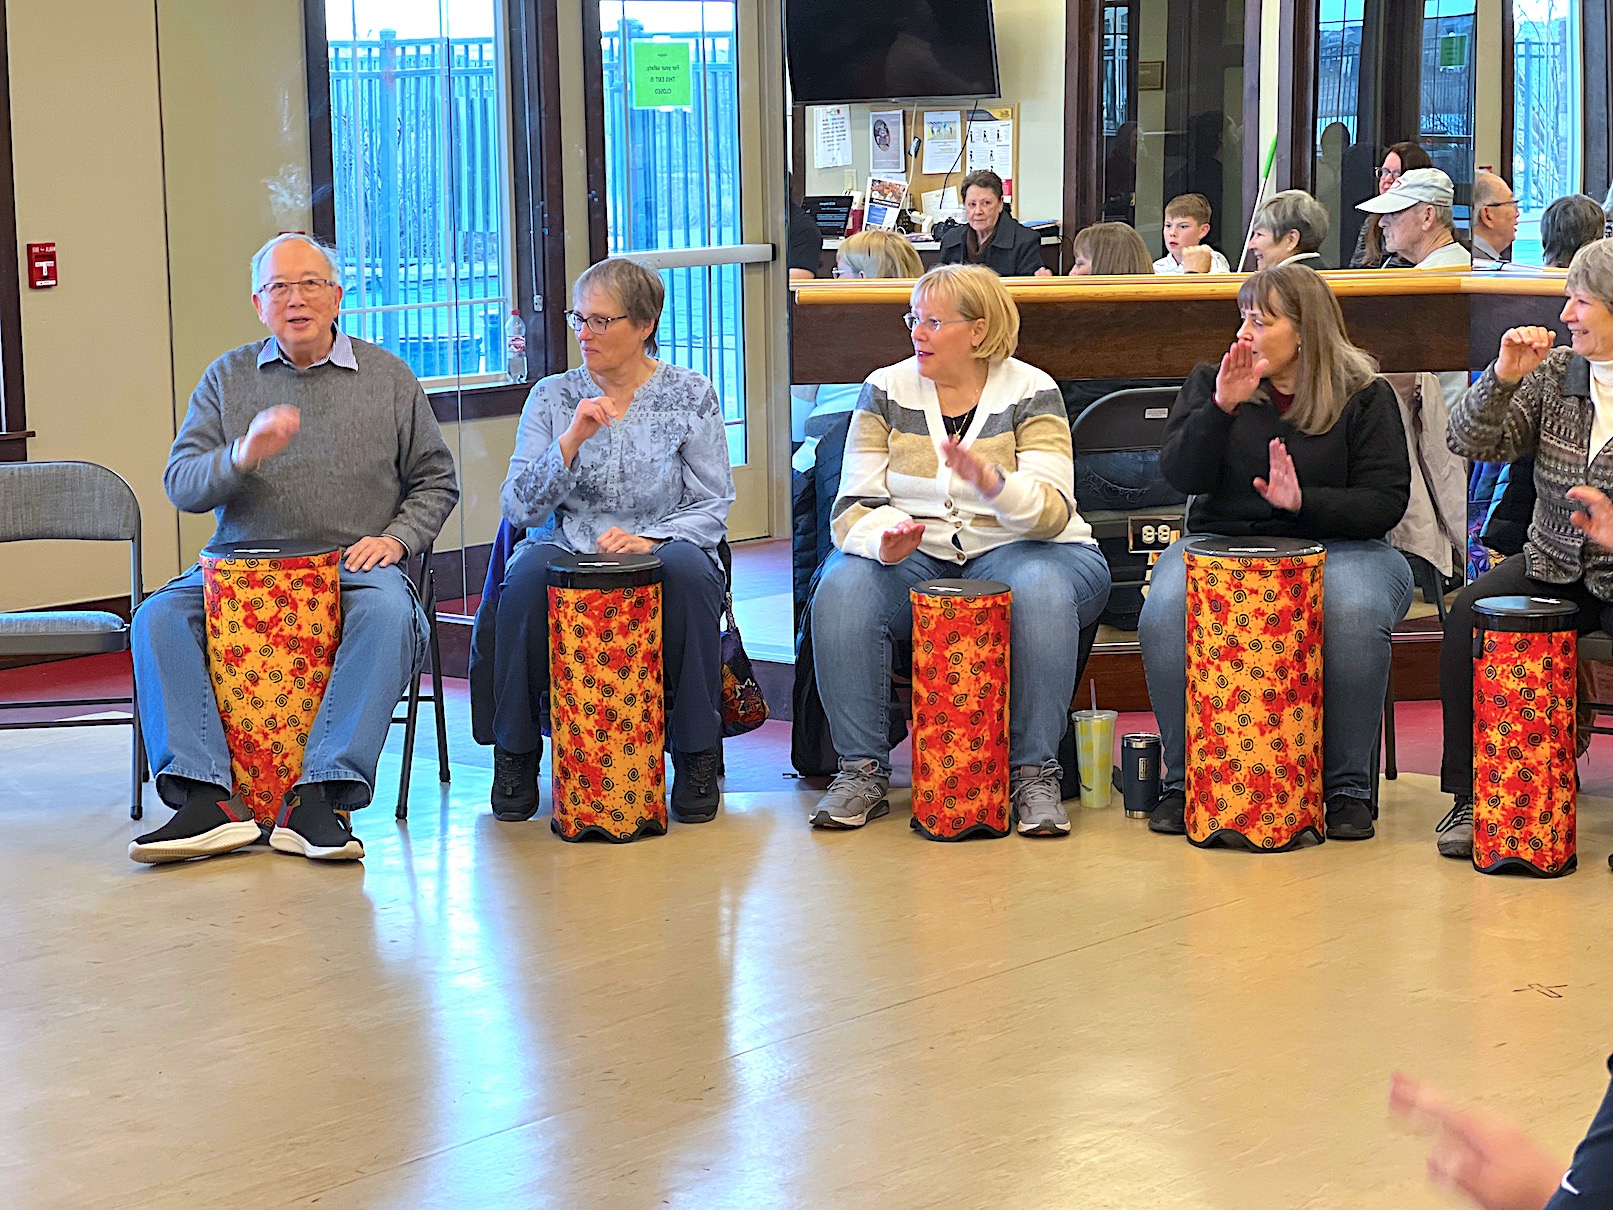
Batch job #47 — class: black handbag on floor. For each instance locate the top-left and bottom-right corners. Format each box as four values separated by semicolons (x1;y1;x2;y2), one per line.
720;595;769;737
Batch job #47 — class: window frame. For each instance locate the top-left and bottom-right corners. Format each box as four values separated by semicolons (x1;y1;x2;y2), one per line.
0;0;29;463
303;0;565;424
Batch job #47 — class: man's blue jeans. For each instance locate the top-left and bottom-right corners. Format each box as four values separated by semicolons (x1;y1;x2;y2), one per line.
1138;536;1413;802
811;541;1111;770
132;562;427;811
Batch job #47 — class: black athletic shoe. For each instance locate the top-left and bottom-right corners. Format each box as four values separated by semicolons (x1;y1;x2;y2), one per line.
129;786;260;865
670;747;722;823
491;745;541;821
269;783;364;861
1325;795;1376;841
1148;789;1187;835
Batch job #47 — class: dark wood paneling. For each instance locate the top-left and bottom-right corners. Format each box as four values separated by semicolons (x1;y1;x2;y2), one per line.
1583;0;1611;194
303;0;337;243
1380;0;1425;146
428;381;529;425
1276;0;1317;192
791;107;806;203
581;0;609;263
1063;0;1104;242
789;286;1566;384
0;0;26;453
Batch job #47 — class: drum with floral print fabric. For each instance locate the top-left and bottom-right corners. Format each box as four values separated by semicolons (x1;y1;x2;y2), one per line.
1472;595;1578;877
909;579;1012;841
1183;537;1326;850
200;541;342;828
547;552;666;843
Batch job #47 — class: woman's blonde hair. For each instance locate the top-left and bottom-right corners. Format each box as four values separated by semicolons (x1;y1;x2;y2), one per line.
1235;261;1378;436
838;229;924;279
1070;222;1155;275
910;263;1019;361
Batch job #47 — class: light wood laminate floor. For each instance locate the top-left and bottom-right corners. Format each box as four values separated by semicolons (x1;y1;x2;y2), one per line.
3;715;1610;1209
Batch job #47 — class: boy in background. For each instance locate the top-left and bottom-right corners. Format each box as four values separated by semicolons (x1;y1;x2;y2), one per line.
1154;193;1231;274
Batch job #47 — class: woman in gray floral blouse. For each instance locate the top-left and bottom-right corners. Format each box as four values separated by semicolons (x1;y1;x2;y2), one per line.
489;257;735;825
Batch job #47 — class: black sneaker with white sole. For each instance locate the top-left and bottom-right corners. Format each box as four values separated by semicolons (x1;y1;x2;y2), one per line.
129;786;261;865
269;783;365;861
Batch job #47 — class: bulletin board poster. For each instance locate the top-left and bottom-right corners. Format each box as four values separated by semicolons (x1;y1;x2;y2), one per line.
870;109;905;174
865;176;909;230
631;40;692;109
814;105;852;168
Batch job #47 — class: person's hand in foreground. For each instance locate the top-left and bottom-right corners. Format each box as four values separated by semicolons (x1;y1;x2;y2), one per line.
1390;1072;1566;1210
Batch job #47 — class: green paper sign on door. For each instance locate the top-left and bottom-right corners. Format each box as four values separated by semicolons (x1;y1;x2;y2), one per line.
632;40;692;109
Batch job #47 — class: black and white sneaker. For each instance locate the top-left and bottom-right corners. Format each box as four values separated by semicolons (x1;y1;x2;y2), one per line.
269;783;365;861
490;745;541;822
129;787;261;865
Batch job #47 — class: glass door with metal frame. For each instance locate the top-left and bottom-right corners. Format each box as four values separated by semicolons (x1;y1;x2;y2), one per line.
595;0;774;539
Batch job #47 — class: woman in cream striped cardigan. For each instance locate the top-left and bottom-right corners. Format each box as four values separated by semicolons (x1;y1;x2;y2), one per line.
809;265;1111;837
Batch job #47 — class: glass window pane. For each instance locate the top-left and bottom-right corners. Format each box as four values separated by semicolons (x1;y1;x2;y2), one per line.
1421;0;1476;219
326;1;516;388
1513;0;1584;264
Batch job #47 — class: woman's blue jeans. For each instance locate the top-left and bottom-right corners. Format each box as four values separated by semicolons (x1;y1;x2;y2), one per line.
1138;536;1413;801
811;542;1111;771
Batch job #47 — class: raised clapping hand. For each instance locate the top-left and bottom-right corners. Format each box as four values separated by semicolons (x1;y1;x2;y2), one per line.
878;519;926;564
1214;340;1270;414
598;526;654;556
343;536;407;572
939;436;1004;498
1388;1073;1566;1210
1569;484;1613;548
1495;326;1556;384
235;404;301;469
1253;437;1303;512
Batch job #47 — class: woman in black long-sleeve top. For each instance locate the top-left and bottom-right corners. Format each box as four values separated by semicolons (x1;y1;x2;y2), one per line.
937;170;1052;278
1138;261;1414;842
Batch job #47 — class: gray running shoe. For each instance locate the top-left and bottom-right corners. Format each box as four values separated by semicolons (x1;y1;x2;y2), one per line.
1436;796;1474;859
1012;761;1071;836
809;758;891;829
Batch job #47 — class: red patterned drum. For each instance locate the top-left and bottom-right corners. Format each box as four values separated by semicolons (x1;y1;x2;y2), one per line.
547;553;666;843
1183;537;1325;850
1472;595;1578;877
908;579;1011;842
200;542;342;827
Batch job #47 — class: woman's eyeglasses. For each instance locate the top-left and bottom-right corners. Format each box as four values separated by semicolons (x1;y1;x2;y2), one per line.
903;313;972;334
564;311;630;334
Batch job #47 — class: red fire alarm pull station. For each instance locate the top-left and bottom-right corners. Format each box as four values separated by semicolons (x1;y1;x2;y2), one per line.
27;243;56;289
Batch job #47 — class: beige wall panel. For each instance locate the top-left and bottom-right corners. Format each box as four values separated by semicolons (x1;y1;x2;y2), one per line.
156;0;312;568
0;1;176;610
435;414;519;555
1474;0;1503;176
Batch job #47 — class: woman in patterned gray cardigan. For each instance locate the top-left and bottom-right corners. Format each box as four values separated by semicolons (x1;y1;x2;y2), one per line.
1437;239;1613;860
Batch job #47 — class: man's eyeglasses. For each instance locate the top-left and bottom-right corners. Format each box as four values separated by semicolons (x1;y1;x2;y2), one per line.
258;278;337;300
1483;200;1521;212
564;310;631;334
903;313;972;333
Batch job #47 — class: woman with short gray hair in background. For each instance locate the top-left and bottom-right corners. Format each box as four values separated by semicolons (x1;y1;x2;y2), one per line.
1246;190;1331;270
1435;239;1613;861
1541;194;1609;268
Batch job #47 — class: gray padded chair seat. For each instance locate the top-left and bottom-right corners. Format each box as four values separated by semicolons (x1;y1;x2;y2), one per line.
0;611;130;655
1582;631;1613;663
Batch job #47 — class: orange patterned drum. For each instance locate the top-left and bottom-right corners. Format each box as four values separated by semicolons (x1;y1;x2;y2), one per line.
1183;537;1325;851
547;553;666;843
909;579;1012;842
1472;596;1578;877
200;542;342;827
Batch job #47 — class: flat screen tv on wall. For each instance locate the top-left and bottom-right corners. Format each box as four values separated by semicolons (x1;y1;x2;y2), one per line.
786;0;1001;106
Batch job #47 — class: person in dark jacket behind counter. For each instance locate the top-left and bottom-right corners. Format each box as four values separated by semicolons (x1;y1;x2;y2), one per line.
1137;261;1414;842
938;169;1052;278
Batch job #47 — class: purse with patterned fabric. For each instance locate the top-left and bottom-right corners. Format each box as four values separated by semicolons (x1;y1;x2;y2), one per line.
720;594;769;736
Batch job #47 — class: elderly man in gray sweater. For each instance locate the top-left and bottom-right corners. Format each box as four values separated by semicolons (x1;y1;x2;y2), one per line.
129;233;458;865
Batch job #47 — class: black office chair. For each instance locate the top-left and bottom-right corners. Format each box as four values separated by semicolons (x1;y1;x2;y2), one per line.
1069;387;1188;605
392;541;450;820
0;461;149;817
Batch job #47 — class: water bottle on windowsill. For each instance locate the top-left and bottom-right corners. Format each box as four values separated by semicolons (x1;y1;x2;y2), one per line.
504;309;527;383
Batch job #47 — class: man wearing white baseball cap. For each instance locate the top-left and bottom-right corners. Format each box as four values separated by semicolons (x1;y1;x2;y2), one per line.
1356;167;1472;270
